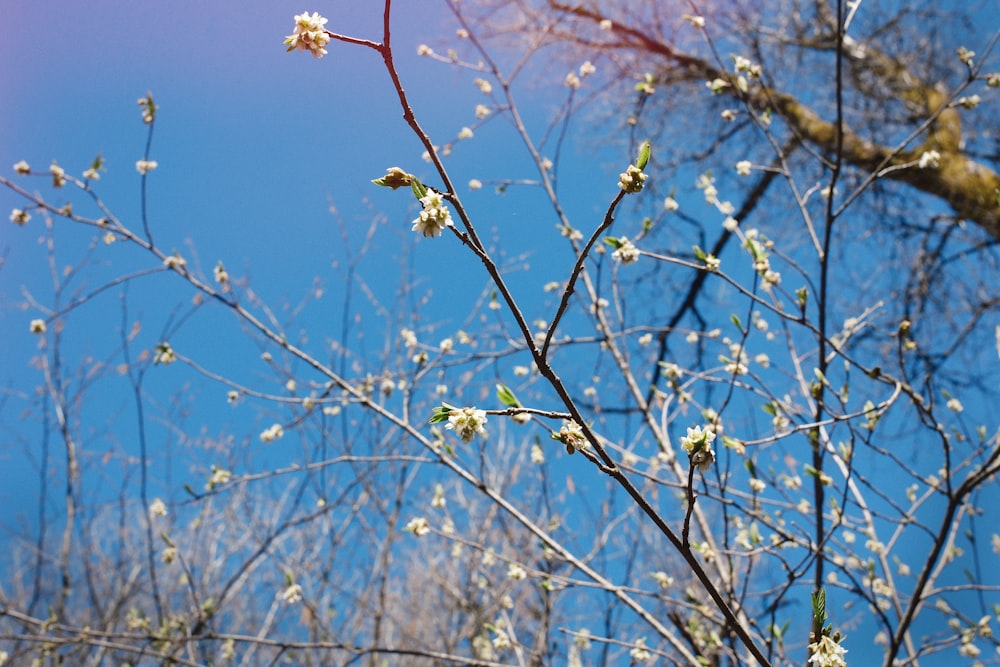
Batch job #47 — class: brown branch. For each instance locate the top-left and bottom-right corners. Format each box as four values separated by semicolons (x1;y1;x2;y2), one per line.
548;1;1000;238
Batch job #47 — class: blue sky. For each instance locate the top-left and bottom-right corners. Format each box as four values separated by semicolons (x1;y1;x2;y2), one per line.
2;1;997;664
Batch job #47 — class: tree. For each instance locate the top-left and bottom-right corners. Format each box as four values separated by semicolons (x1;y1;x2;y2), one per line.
2;1;998;665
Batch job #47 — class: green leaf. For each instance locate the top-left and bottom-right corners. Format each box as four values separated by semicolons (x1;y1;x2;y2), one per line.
744;459;757;476
731;314;743;330
495;384;520;408
410;176;428;200
692;245;707;261
812;588;828;626
604;236;623;249
636;141;651;170
761;402;777;416
429;403;455;424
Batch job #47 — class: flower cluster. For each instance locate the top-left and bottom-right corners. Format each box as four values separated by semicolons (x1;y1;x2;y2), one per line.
445;406;488;442
281;582;303;604
149;498;168;517
153;342;176;365
260;423;285;442
206;465;232;490
680;424;716;472
412;189;454;237
404;516;430;536
556;420;589;454
807;634;847;667
284;12;331;59
136;159;158;175
629;638;652;662
611;236;640;265
743;229;780;286
618;164;647;193
137;92;157;124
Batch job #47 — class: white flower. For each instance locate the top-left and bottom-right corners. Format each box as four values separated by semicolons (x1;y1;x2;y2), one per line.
599;19;613;30
475;104;491;119
629;638;652;662
651;571;674;589
284;12;331;59
163;254;186;271
721;108;737;121
664;196;679;211
206;466;231;490
400;328;418;348
431;484;446;509
946;397;963;413
11;208;31;225
446;406;488;442
137;93;156;123
281;583;303;604
807;634;847;667
706;78;730;94
153;342;176;365
723;216;739;231
417;44;433;56
530;444;545;463
260;423;285;443
618;165;647;193
82;167;100;181
474;78;493;94
683;14;705;28
135;159;158;175
412;189;454;237
958;642;980;657
703;254;721;271
749;478;766;493
918;150;941;169
214;261;229;284
492;627;511;650
50;162;66;187
458;126;474;139
735;160;752;176
612;237;640;264
957;94;981;109
507;563;527;580
161;545;178;564
565;72;582;89
404;516;430;536
579;60;596;77
557;420;588;453
149;498;168;517
680;425;716;472
13;160;30;174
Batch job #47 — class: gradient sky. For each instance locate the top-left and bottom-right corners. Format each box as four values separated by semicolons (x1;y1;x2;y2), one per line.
2;2;994;663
